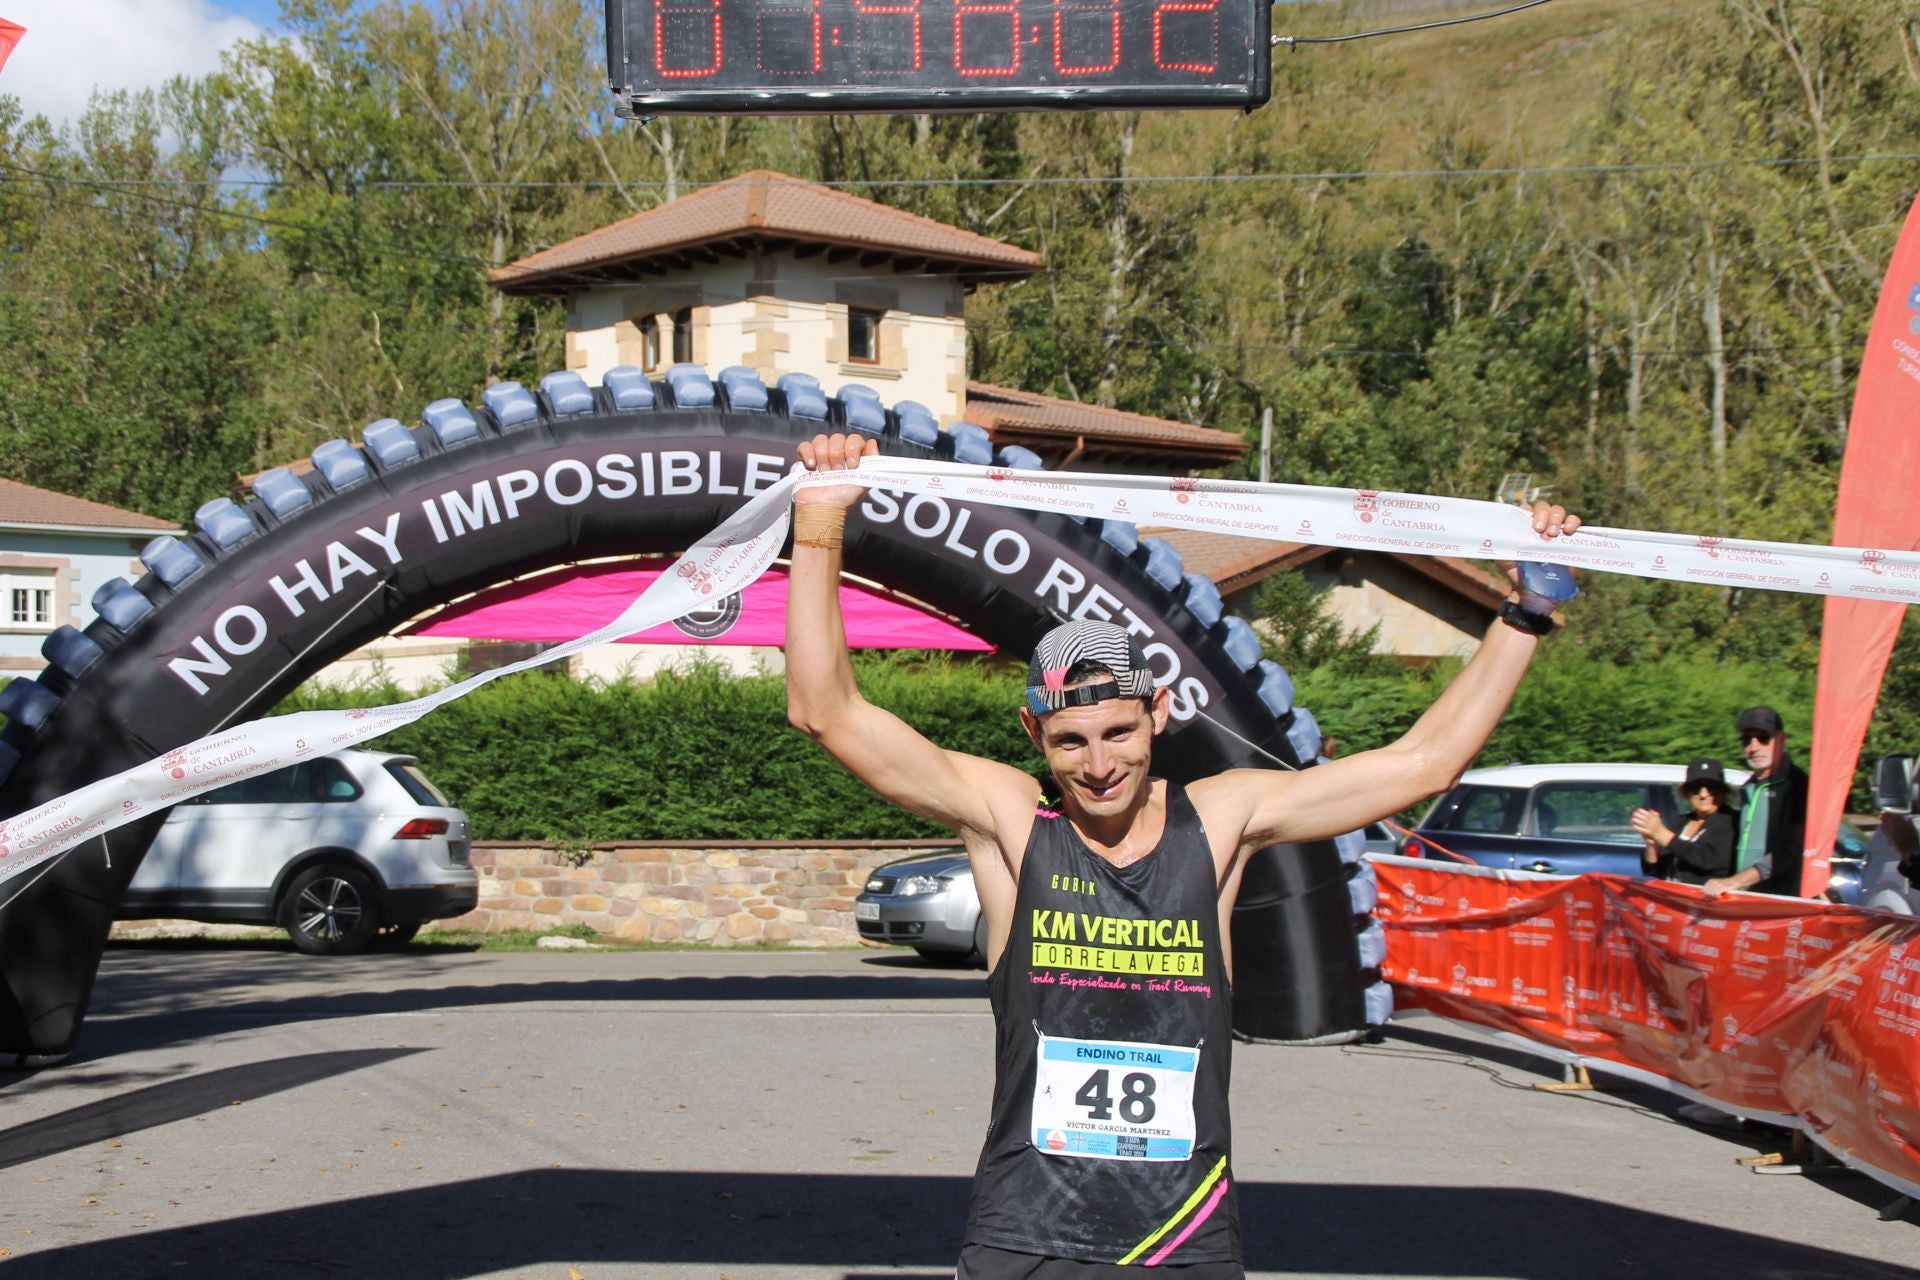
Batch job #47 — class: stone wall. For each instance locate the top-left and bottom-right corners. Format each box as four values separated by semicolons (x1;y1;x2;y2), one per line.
436;840;962;946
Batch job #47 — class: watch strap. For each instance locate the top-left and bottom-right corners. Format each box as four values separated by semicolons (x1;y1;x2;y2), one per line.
1499;599;1556;636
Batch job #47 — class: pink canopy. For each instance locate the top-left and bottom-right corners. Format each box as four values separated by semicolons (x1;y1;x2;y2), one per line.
406;563;993;651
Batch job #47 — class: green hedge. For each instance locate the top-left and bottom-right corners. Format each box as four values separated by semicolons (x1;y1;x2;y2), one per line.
269;642;1849;840
1295;645;1820;805
1;638;1887;839
278;654;1040;842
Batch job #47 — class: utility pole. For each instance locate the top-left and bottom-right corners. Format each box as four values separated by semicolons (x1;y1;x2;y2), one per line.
1260;406;1273;484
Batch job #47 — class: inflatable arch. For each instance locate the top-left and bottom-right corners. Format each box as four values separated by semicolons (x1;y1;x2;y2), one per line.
0;365;1387;1061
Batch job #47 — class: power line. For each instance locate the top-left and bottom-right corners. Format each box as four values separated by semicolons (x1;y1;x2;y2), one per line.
1274;0;1561;48
8;152;1899;307
0;159;500;278
1;162;1884;365
11;151;1920;191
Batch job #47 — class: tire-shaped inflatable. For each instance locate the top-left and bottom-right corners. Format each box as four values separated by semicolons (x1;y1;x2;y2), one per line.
0;364;1387;1060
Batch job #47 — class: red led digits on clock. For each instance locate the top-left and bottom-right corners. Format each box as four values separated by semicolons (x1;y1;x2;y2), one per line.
954;0;1019;77
655;0;724;76
1052;0;1119;74
1152;0;1218;72
855;0;922;74
758;0;822;74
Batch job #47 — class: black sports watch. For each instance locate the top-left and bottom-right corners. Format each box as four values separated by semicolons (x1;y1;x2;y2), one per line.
1498;599;1556;636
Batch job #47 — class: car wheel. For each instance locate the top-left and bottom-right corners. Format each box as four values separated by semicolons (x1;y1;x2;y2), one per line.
969;914;989;968
282;864;381;956
378;921;423;948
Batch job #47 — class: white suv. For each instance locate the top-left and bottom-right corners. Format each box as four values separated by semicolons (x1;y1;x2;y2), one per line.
120;750;477;954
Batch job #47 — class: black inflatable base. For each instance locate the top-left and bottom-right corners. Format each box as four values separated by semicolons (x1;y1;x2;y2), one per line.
0;378;1375;1059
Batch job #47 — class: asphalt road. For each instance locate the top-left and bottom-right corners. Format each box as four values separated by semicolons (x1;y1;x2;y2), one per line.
1;942;1916;1280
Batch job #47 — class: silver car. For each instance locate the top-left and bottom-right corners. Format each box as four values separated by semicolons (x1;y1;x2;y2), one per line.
857;823;1399;966
855;851;985;965
121;750;477;955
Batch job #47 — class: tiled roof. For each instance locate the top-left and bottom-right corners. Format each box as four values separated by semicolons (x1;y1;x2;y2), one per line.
1146;526;1508;608
0;476;175;534
1146;527;1320;591
965;383;1247;461
243;384;1245;484
494;170;1043;293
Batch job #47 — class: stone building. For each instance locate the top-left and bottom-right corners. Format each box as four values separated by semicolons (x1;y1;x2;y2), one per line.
0;478;176;678
313;170;1502;687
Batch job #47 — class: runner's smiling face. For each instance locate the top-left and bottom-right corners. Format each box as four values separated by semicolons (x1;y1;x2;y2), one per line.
1021;682;1170;820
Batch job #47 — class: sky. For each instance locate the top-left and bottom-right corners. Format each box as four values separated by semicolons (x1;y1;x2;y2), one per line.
0;0;283;128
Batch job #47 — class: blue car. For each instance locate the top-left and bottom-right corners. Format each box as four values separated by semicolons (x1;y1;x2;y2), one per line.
1402;763;1867;902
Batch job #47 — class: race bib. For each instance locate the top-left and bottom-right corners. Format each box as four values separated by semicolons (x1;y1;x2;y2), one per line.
1030;1032;1199;1162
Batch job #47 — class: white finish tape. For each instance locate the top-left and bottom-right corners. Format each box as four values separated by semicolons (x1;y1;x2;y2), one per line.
2;460;1916;894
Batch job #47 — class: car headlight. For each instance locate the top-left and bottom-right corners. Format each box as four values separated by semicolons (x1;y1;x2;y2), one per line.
895;874;949;897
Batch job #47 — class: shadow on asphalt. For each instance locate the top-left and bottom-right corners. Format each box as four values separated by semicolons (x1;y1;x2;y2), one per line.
42;958;987;1069
7;1169;1914;1280
0;1048;427;1169
1377;1020;1919;1219
1382;1020;1571;1078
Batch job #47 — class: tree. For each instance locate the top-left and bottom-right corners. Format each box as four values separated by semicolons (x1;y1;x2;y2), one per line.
1252;568;1386;676
0;80;271;520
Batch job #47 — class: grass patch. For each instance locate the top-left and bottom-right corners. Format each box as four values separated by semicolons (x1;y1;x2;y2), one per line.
413;924;647;951
109;929;288;951
109;922;864;953
413;927;859;952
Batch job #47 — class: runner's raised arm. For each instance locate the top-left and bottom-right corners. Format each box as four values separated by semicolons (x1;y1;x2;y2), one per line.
1188;500;1581;863
783;433;1039;845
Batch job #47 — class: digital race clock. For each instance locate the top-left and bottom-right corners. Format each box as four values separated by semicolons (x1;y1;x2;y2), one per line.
604;0;1272;115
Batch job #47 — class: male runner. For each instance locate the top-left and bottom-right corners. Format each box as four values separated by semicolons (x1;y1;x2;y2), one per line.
785;434;1581;1278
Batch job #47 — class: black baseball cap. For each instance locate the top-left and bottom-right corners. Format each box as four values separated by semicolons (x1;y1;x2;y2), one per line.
1682;758;1728;791
1737;706;1784;736
1025;620;1155;715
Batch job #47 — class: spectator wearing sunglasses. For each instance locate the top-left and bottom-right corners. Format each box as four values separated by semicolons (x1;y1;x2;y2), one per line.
1630;758;1736;885
1704;707;1810;898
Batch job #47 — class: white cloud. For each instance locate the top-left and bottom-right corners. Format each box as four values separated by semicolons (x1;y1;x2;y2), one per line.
0;0;266;127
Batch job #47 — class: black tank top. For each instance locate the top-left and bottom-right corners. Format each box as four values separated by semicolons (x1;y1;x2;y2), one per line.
964;783;1239;1265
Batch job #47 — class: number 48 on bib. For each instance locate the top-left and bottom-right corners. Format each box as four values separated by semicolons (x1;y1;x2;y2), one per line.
1030;1031;1200;1161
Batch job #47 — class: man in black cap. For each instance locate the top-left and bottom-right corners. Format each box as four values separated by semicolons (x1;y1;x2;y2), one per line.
785;432;1582;1278
1704;706;1811;898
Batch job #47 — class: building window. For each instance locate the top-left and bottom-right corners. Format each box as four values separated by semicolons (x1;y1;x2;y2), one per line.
3;569;55;630
672;308;693;364
847;307;881;364
641;316;661;369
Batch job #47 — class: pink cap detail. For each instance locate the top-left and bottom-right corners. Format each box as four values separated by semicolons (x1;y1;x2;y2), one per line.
1042;666;1071;691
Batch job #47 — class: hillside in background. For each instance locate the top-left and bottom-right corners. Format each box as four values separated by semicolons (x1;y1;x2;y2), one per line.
1310;0;1714;157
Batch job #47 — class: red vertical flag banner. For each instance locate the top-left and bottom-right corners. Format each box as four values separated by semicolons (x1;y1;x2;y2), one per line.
0;21;24;73
1806;189;1920;897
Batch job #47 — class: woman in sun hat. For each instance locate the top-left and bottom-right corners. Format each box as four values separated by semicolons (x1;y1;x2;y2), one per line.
1631;758;1737;885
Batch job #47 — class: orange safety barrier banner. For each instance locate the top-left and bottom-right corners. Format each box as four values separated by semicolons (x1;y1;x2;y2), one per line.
1373;855;1920;1198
